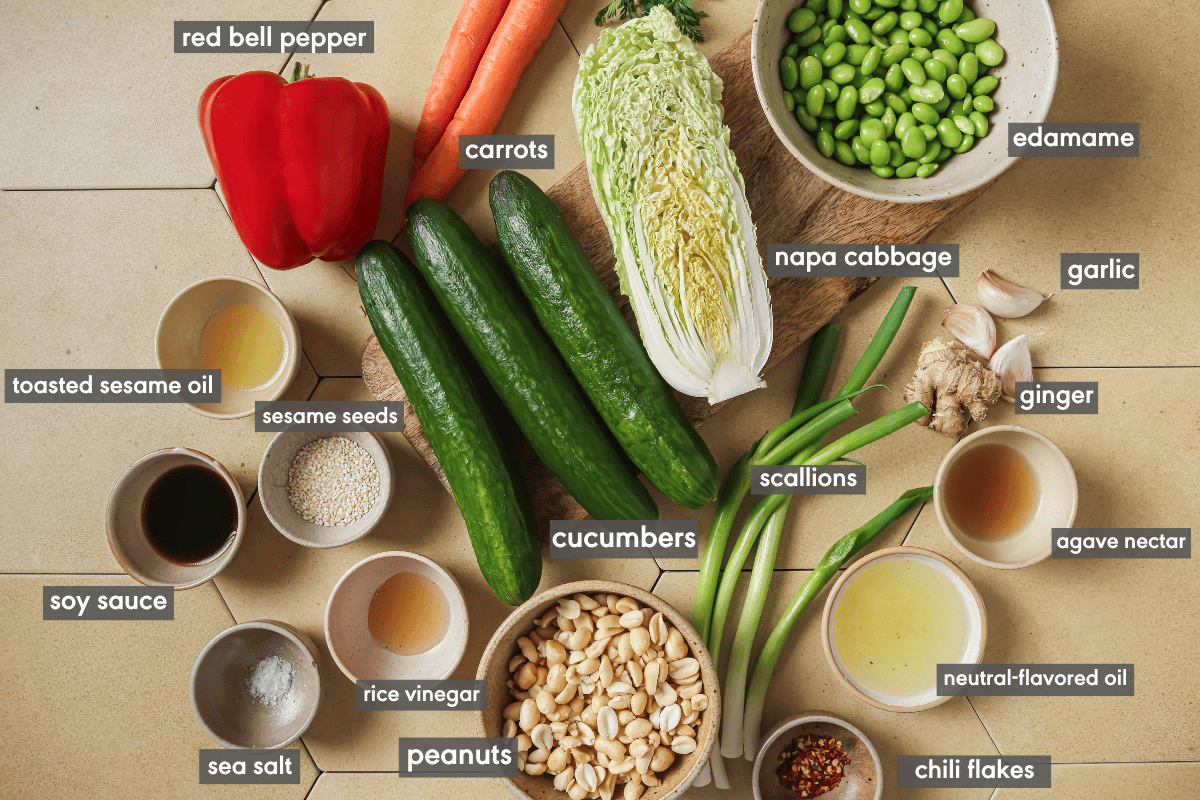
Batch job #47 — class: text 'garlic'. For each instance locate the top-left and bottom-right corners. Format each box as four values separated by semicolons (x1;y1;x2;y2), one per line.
977;270;1052;318
989;333;1043;399
942;304;997;360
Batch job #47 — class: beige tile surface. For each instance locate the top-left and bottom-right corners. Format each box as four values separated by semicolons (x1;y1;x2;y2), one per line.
655;570;999;799
659;278;959;570
215;377;660;771
309;772;505;799
0;1;319;189
0;575;317;799
995;762;1200;799
931;0;1200;367
0;190;317;573
906;367;1200;763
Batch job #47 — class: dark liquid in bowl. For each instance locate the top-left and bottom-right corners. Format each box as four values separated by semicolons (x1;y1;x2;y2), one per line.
944;443;1038;541
142;464;238;564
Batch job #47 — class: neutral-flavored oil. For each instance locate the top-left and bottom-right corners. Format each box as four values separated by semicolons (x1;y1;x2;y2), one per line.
367;572;450;656
833;558;969;700
198;303;287;391
944;443;1038;541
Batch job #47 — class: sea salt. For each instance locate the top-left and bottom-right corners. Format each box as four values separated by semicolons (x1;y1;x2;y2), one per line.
248;655;296;707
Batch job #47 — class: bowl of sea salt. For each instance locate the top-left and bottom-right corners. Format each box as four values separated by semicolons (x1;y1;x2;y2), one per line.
190;619;322;749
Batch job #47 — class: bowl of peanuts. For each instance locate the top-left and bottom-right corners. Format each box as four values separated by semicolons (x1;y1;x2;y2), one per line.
478;581;720;800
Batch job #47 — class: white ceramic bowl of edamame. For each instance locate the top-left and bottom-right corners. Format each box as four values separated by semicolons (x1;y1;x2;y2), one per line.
752;0;1058;203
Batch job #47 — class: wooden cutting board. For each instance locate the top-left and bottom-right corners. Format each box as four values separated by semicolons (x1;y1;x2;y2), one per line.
363;29;986;524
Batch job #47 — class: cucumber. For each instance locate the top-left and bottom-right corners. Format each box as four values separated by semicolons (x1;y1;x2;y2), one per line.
407;200;658;521
489;171;719;509
356;240;540;605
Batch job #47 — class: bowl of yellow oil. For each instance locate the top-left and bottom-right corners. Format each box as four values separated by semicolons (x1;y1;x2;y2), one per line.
822;547;986;712
156;276;301;418
934;425;1078;569
325;551;469;682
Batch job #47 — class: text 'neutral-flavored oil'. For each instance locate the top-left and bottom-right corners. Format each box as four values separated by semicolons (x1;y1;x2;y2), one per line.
367;572;450;656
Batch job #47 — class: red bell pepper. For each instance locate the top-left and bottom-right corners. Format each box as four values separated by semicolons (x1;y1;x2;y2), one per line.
199;69;390;270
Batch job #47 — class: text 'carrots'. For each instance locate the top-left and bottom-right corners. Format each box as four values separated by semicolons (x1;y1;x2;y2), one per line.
412;0;512;175
405;0;570;211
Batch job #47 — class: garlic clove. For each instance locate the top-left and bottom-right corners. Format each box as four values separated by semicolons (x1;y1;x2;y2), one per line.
942;304;997;360
989;333;1043;399
977;270;1052;318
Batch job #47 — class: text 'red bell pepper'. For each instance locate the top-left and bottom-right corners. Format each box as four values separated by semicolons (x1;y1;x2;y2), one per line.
200;70;390;270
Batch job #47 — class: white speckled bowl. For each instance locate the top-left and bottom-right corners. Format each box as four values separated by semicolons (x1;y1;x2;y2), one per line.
752;0;1059;202
325;551;469;683
258;431;393;548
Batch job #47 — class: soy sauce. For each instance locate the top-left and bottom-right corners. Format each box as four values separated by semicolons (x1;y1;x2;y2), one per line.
142;464;238;564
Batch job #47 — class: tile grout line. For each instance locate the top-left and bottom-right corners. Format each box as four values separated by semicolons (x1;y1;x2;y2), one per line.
966;695;1004;759
557;18;581;57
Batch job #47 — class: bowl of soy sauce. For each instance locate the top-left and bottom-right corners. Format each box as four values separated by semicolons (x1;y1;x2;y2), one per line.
107;448;246;589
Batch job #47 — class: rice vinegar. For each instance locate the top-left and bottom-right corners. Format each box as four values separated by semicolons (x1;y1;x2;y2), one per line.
832;557;968;700
367;572;450;656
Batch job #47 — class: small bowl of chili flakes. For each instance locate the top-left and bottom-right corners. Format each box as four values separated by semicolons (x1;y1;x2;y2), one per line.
752;713;882;800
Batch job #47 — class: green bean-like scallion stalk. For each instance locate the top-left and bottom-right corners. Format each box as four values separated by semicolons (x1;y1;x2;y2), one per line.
693;444;758;644
835;285;916;399
793;323;841;414
740;486;934;757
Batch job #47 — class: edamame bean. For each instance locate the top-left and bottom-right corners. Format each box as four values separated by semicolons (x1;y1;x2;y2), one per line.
908;80;944;104
952;97;974;117
846;17;872;44
805;0;825;10
864;98;886;116
881;107;897;137
957;6;975;23
932;49;958;73
938;0;963;24
870;139;891;166
919;123;937;141
953;133;975;153
871;165;896;177
884;63;905;91
821;41;847;66
899;10;923;30
882;42;910;67
895;111;918;138
847;43;870;64
830;62;857;83
909;28;933;48
817;129;836;157
936;118;963;147
919;139;942;162
789;7;818;33
860;117;886;144
828;0;844;16
973;94;994;113
825;24;848;44
969;110;989;137
911;101;939;125
953;114;974;134
888;27;910;46
864;5;886;19
849;0;872;13
836;84;860;118
910;46;933;63
800;56;823;89
933;94;951;113
918;0;939;12
896;159;921;177
834;118;860;139
955;17;995;43
958;52;979;84
872;11;899;34
796;25;823;47
797;105;820;131
851;137;872;163
946;73;968;99
808;42;827;60
975;38;1004;66
861;45;882;74
889;139;906;166
884;91;908;114
901;0;918;10
916;163;939;177
783;91;796;112
806;84;826;115
900;57;926;85
923;58;948;83
785;43;800;58
834;140;858;165
936;143;954;162
901;127;927;158
972;75;999;95
852;71;870;89
936;28;965;56
819;105;837;118
822;78;840;100
780;56;800;90
860;76;887;103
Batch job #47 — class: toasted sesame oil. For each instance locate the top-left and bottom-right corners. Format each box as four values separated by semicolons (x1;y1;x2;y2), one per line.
198;303;286;391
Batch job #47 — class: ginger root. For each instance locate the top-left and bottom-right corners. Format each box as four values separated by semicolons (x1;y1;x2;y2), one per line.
903;339;1002;438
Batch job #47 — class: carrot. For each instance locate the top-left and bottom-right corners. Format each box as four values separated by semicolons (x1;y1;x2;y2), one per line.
412;0;512;175
404;0;570;210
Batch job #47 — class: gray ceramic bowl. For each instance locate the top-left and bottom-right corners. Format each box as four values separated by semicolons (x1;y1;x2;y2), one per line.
106;447;245;589
258;431;394;548
190;619;322;750
751;0;1059;202
753;714;882;800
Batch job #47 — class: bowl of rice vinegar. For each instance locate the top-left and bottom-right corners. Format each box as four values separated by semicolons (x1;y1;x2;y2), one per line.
822;547;987;712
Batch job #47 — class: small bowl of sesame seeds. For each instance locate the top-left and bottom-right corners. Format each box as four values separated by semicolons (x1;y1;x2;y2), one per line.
752;713;882;800
258;431;393;548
